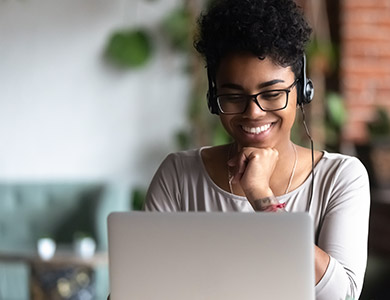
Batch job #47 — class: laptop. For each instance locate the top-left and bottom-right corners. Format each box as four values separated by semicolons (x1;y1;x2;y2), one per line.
107;212;315;300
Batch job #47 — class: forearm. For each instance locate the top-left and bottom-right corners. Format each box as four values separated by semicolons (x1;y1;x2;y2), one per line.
314;245;330;285
250;194;330;285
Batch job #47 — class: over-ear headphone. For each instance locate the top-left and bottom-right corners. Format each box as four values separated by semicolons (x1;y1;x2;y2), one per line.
206;54;315;114
297;54;314;106
207;67;219;114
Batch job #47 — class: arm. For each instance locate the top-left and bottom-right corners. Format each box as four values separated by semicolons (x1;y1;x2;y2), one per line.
229;148;370;299
229;147;331;284
144;153;182;212
315;157;370;299
315;245;330;285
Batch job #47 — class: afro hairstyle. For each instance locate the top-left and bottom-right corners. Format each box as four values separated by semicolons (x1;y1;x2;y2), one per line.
194;0;312;78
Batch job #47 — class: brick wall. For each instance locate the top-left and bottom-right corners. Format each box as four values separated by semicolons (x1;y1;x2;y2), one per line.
341;0;390;144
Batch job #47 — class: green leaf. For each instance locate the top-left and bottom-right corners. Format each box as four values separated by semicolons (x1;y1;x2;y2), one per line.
326;92;346;127
161;7;191;52
175;129;192;150
132;187;147;211
105;29;153;68
368;107;390;139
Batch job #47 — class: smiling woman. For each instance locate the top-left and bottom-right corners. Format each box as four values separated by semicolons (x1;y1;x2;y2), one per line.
144;0;370;299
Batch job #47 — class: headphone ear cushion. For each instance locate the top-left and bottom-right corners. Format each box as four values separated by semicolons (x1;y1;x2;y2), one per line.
207;88;219;115
206;66;219;115
298;54;315;106
304;79;314;104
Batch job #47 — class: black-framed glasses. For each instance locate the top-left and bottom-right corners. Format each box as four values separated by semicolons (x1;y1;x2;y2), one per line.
216;79;299;115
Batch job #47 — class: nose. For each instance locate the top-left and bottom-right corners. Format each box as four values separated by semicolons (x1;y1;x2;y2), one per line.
243;98;267;118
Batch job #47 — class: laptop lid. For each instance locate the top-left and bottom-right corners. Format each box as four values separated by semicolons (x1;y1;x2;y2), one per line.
107;212;315;300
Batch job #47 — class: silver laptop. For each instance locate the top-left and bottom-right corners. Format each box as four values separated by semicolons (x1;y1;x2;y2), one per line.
107;212;315;300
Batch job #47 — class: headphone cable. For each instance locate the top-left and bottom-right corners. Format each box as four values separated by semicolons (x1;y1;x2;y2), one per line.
300;104;315;212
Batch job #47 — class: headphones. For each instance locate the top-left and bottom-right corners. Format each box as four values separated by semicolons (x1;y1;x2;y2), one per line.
207;54;314;115
297;54;314;107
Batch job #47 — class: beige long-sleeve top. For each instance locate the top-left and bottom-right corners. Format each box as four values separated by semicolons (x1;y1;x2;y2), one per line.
145;147;370;300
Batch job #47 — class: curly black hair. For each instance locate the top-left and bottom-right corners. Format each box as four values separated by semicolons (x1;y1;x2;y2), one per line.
194;0;312;78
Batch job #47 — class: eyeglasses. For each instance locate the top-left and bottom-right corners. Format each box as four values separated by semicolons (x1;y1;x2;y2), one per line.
216;79;299;115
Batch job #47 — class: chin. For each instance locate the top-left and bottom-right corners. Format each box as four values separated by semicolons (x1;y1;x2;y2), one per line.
233;138;274;149
232;128;276;149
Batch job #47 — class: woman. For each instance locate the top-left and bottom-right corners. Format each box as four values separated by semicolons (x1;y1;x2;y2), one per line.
145;0;370;299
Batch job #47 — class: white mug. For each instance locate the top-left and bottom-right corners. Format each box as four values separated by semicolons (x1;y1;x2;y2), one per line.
37;237;56;260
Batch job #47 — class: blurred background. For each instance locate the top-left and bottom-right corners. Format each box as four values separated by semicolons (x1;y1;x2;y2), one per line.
0;0;389;299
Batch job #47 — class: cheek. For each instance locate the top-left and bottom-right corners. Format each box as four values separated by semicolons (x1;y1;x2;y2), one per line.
285;94;298;125
219;116;231;131
284;109;297;130
278;106;297;130
219;116;238;136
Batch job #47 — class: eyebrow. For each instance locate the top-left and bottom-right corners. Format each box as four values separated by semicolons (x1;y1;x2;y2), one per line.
219;79;285;91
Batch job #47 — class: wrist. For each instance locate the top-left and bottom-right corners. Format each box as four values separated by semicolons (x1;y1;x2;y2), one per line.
252;195;286;212
245;187;274;203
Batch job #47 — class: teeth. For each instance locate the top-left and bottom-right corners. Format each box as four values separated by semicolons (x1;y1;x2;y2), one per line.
243;124;271;134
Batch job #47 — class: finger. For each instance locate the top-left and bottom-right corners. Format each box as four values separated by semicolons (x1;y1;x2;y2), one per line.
231;152;250;183
227;144;241;167
232;170;243;184
227;158;236;167
238;151;250;174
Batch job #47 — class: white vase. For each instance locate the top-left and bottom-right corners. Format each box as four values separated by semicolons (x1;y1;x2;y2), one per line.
37;237;56;261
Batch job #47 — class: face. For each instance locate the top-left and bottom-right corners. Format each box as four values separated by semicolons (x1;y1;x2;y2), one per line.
216;52;298;150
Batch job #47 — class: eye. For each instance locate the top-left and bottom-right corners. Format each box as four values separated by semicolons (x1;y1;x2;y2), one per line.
260;91;283;101
218;95;246;103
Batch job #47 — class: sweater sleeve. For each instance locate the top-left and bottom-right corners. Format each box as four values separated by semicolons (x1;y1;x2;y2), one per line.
144;153;182;212
315;157;370;300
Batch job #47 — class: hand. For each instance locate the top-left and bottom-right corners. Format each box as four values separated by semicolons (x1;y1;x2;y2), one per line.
228;146;279;203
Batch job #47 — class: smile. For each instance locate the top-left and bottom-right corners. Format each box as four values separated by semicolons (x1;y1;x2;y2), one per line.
242;124;272;134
